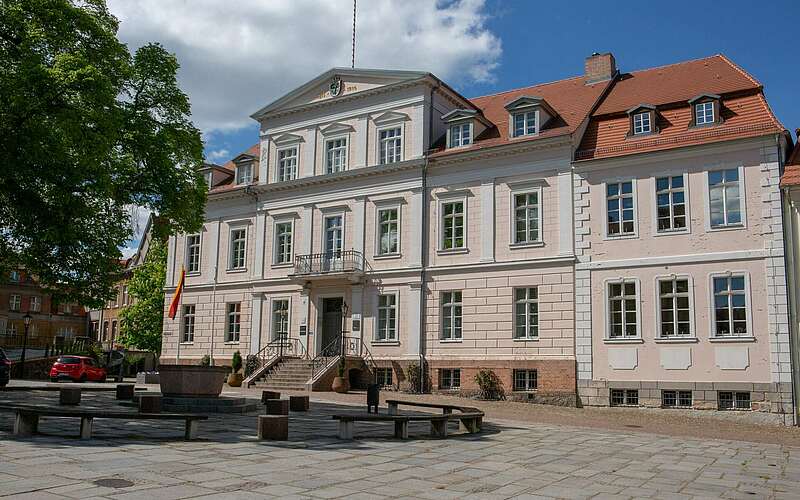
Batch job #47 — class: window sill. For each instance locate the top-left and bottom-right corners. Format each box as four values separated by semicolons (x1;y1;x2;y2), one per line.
226;268;248;274
371;340;400;346
374;253;402;260
271;263;294;269
512;390;538;394
224;341;241;345
513;337;539;342
653;229;690;237
603;338;644;344
179;342;194;346
186;272;201;277
509;241;544;249
707;224;745;233
438;387;461;392
654;337;698;344
709;336;755;343
603;234;639;241
439;339;463;343
437;248;469;256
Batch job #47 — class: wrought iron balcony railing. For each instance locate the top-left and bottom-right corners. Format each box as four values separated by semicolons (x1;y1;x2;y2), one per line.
293;250;365;276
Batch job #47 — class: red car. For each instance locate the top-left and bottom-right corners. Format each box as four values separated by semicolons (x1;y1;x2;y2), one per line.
49;356;107;382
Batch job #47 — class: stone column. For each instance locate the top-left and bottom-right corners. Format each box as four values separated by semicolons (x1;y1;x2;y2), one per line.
407;282;422;356
206;220;221;285
352;196;366;256
480;179;495;263
558;170;574;256
408;188;423;268
258;132;269;184
301;205;314;256
253;210;267;280
250;292;264;354
354;116;368;168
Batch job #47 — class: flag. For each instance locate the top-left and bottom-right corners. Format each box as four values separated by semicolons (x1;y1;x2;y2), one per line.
168;266;185;320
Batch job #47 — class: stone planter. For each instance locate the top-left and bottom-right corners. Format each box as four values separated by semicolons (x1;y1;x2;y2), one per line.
332;376;349;394
159;365;228;397
136;372;160;385
227;372;243;387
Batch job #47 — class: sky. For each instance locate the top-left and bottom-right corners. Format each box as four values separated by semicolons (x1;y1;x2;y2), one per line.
108;0;799;254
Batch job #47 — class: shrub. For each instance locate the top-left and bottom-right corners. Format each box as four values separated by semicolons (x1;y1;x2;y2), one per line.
337;357;346;377
199;355;211;366
474;369;505;400
231;350;243;373
404;362;430;393
245;355;261;377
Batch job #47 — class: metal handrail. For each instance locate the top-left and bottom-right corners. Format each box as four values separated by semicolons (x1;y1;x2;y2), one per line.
293;250;365;276
243;334;306;386
310;336;343;382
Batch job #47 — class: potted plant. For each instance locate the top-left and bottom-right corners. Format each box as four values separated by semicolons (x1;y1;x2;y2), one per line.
227;350;243;387
331;358;349;393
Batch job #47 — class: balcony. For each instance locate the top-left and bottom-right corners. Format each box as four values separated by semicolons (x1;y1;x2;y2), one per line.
290;250;366;283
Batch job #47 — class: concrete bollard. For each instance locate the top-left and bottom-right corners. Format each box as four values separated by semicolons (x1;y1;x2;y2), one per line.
261;390;281;403
289;395;309;412
138;394;162;413
257;415;288;440
59;387;81;405
116;384;135;400
265;398;289;415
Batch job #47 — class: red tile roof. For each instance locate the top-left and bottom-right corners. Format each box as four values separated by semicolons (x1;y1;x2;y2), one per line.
781;131;800;187
210;143;260;193
576;54;784;161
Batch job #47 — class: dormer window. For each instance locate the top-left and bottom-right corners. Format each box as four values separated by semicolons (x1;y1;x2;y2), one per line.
688;93;722;127
449;123;471;148
626;104;657;137
204;171;214;191
695;101;714;125
513;111;538;137
235;163;253;185
504;96;555;139
632;112;651;135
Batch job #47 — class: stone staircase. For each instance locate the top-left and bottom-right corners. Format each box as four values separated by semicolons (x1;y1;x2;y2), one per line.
252;357;313;391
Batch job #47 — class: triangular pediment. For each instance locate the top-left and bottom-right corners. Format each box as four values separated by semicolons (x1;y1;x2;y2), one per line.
372;111;410;126
320;122;355;136
273;133;304;147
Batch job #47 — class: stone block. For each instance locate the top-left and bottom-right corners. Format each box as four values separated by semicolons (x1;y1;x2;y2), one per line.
139;394;162;413
116;384;135;400
265;399;289;415
261;390;281;403
258;415;288;440
289;395;309;412
59;387;81;406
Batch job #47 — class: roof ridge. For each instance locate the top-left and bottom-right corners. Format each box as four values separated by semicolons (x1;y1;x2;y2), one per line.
622;54;722;76
468;74;585;102
716;53;761;87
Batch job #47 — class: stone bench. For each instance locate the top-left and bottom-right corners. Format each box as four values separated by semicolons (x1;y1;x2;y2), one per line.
257;415;288;440
59;387;81;406
385;399;483;433
332;413;453;440
138;394;162;413
115;384;135;400
261;391;280;403
289;395;309;412
265;398;289;415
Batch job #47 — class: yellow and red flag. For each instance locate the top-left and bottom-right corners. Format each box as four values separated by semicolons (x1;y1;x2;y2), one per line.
168;266;185;320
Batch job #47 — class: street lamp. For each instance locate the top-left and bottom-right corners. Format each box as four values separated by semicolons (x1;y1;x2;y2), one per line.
340;301;349;358
19;312;32;379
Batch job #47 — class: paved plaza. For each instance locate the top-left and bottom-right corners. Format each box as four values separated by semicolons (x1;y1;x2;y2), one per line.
1;389;800;499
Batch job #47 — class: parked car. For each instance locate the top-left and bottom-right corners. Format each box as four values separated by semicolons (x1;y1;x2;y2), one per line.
49;356;106;382
0;348;10;387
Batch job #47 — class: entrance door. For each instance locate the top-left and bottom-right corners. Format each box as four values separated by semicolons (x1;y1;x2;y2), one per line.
321;297;343;355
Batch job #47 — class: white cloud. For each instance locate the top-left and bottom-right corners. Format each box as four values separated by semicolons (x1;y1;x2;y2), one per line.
107;0;502;134
206;148;230;163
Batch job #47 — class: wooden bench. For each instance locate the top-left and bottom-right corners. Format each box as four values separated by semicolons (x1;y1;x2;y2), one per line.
385;399;483;434
1;405;208;440
332;413;451;439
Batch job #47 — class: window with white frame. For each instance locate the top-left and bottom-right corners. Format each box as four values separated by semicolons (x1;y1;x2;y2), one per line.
449;123;471;147
229;228;247;270
376;293;397;341
9;294;20;311
325;138;347;174
379;127;402;164
606;181;635;236
272;299;289;340
186;234;201;273
324;215;343;256
6;322;17;336
226;303;241;342
712;275;748;337
695;101;715;125
274;222;293;264
633;112;652;135
182;305;195;343
513;111;537;137
277;147;298;182
513;191;541;244
656;176;687;232
708;169;742;228
29;296;40;312
29;323;37;337
441;291;462;340
514;287;538;339
657;277;691;337
377;207;399;255
204;171;213;191
513;369;537;391
439;368;460;389
607;280;638;339
111;320;117;340
236;162;253;185
662;390;692;408
440;201;465;250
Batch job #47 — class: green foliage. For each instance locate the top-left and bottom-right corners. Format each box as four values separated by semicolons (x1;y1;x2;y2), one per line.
62;339;103;361
200;355;211;367
337;357;346;377
474;369;506;400
118;239;166;354
404;362;430;393
0;0;206;307
231;350;242;373
245;355;261;377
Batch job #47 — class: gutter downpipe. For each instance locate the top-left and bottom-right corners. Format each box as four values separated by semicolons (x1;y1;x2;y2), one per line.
210;216;222;366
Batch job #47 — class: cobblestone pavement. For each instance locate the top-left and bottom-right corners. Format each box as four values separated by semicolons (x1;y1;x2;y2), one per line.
1;389;800;499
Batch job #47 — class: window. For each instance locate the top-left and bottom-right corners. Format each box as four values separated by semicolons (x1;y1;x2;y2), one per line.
182;305;195;343
441;291;462;340
102;321;109;341
236;162;253;185
274;222;293;264
607;280;638;339
376;294;397;341
695;101;715;125
7;322;17;336
610;389;639;406
513;111;537;137
657;277;691;337
63;303;72;314
122;286;128;306
449;123;471;147
513;191;541;244
9;270;19;282
708;169;742;228
655;176;687;232
441;201;465;250
226;303;241;342
229;228;247;270
277;147;298;182
377;207;399;255
633;112;651;135
713;275;748;337
324;216;343;256
719;391;751;410
439;368;461;390
204;171;213;191
111;320;117;341
9;294;20;311
186;234;201;273
379;127;402;165
514;287;539;339
376;367;392;387
271;299;289;340
325;138;347;174
606;181;635;236
513;370;537;391
29;296;40;312
662;390;692;408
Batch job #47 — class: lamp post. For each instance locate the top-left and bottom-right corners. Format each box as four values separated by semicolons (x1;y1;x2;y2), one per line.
340;301;349;358
20;312;32;379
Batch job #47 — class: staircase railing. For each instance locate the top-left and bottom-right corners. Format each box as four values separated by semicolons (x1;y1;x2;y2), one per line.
310;336;342;384
243;335;306;387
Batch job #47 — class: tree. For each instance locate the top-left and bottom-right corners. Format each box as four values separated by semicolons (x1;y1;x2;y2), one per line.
0;0;206;307
118;238;166;355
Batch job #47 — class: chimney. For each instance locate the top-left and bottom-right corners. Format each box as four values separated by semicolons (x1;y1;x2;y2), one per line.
585;52;617;84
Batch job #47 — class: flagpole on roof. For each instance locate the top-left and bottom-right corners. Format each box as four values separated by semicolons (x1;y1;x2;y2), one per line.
351;0;356;68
